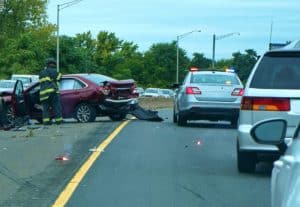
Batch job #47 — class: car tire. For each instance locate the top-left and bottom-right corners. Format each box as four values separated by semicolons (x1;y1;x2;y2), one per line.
177;113;187;126
6;105;15;125
237;141;257;173
75;103;96;123
109;113;126;121
173;108;177;123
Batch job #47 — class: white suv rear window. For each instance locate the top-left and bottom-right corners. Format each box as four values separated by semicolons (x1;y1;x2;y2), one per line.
250;52;300;89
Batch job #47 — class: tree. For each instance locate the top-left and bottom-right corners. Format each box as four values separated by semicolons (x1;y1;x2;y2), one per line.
0;25;56;77
94;31;123;75
232;49;258;82
74;31;98;73
0;0;48;41
189;52;211;70
0;0;52;78
215;58;233;71
143;42;189;87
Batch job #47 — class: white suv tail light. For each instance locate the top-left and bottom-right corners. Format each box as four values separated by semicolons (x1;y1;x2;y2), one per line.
241;97;290;111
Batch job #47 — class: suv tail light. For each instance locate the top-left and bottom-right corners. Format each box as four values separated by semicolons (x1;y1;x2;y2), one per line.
231;88;244;96
241;97;290;111
186;87;201;95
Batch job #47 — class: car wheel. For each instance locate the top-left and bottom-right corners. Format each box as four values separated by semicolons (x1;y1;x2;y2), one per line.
6;105;15;125
108;113;126;121
177;113;187;126
75;103;96;123
173;108;177;123
237;141;257;173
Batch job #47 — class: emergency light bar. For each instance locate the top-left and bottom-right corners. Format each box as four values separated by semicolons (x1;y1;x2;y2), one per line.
189;67;199;72
225;68;235;73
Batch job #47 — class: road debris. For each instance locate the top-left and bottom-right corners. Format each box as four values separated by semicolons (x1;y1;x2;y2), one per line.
130;105;163;122
195;140;202;146
55;154;70;161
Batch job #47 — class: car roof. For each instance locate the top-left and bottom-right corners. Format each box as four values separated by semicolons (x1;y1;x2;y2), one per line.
266;39;300;53
63;73;114;79
0;80;17;83
11;74;38;77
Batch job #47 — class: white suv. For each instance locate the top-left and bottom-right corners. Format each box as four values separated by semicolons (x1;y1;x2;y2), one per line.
237;40;300;173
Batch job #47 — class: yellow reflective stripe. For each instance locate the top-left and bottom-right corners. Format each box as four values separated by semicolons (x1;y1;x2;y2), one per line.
39;77;52;83
40;88;55;95
55;117;63;122
40;96;49;101
43;118;50;122
57;73;62;80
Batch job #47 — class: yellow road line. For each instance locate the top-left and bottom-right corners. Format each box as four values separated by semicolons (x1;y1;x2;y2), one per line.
52;120;131;207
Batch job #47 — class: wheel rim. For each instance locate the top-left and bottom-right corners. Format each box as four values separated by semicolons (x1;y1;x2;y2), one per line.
6;106;15;125
77;105;91;122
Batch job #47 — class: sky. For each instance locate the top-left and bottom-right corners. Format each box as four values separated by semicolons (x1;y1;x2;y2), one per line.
46;0;300;60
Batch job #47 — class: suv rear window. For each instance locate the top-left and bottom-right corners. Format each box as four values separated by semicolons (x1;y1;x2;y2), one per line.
250;52;300;89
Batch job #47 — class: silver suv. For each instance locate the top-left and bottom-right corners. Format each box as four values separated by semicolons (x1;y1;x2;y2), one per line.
173;69;244;126
237;40;300;173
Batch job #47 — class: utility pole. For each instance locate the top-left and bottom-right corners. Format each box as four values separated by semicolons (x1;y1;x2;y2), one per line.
56;0;83;72
211;32;240;70
176;30;201;83
212;34;216;70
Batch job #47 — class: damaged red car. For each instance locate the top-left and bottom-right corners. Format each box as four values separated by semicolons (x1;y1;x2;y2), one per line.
3;74;138;124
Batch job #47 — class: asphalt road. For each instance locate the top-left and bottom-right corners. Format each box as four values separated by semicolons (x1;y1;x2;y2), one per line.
0;118;120;207
66;109;272;207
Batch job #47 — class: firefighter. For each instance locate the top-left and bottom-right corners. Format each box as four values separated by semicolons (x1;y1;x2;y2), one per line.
39;58;63;125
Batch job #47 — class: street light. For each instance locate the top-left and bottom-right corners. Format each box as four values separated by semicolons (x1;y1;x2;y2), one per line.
176;30;201;83
57;0;83;72
212;32;240;69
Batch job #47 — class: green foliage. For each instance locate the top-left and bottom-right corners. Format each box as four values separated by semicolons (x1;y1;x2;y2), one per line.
232;49;258;82
0;25;55;77
0;1;258;86
0;0;48;39
215;58;234;71
189;52;211;70
143;42;189;87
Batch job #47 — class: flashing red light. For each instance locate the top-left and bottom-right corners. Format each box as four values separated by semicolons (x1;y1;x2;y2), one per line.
189;67;199;72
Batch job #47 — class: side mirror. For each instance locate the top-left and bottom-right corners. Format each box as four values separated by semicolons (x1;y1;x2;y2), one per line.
250;119;287;145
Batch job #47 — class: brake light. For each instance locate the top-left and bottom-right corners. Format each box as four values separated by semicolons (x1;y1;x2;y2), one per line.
186;87;201;95
241;97;290;111
231;88;244;96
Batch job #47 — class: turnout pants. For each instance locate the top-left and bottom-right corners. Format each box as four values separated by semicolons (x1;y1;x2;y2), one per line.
42;92;62;124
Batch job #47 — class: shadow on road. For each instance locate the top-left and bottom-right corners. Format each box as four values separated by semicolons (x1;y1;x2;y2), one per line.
183;122;235;129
